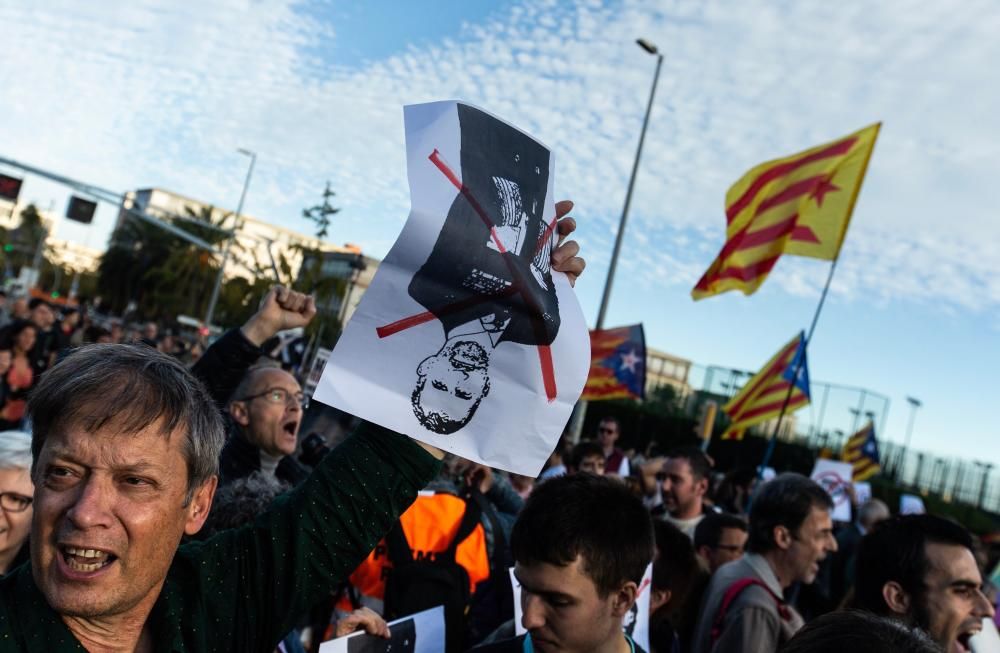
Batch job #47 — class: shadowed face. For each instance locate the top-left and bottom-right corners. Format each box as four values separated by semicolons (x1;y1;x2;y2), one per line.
412;340;490;434
915;542;994;653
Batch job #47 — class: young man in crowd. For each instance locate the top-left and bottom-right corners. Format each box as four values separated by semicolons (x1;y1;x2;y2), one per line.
691;473;837;653
475;473;654;653
642;446;713;539
597;417;629;477
852;514;994;653
0;205;584;652
568;441;606;476
693;512;748;574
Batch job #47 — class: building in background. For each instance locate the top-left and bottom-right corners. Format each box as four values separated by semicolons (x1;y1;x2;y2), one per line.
296;248;379;328
117;188;357;282
646;347;693;399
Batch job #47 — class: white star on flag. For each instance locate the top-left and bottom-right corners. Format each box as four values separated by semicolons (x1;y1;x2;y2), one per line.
619;349;640;373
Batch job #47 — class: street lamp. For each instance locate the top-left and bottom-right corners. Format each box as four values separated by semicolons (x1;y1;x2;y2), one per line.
897;396;922;479
204;148;256;327
594;38;664;329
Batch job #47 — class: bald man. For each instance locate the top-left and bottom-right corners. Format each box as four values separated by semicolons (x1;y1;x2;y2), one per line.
192;286;317;488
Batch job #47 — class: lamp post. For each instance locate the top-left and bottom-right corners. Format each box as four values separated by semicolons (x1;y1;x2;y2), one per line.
204;148;256;327
897;396;922;482
569;38;663;443
594;38;663;329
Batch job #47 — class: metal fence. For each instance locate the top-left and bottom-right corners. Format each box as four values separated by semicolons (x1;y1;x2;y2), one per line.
651;362;1000;513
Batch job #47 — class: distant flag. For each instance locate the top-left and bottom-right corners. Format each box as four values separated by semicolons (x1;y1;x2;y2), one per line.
581;324;646;401
721;331;810;441
842;421;881;481
693;123;881;300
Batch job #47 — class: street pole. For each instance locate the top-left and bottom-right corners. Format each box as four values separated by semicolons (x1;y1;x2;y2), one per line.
570;38;663;443
898;396;922;484
204;149;256;327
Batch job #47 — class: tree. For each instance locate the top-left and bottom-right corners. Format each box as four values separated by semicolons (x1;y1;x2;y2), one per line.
301;181;339;239
97;204;236;321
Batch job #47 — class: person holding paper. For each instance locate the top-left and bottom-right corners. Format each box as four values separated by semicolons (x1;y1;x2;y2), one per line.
0;209;584;651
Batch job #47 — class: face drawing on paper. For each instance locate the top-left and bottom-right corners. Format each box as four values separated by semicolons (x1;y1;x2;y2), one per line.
412;339;491;434
400;103;562;434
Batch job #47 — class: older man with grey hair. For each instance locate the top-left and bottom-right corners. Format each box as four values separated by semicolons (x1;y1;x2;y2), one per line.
0;204;586;651
829;498;891;607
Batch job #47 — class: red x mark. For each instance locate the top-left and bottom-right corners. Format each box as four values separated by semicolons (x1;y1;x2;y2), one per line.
376;148;560;402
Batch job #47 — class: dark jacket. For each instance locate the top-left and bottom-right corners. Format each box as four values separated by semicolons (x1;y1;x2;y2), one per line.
0;423;441;652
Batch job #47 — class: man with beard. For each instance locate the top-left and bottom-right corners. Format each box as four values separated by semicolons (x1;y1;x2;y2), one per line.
691;473;837;653
852;514;994;653
658;446;713;539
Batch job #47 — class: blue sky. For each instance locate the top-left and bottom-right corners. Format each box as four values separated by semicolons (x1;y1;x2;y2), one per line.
0;0;997;465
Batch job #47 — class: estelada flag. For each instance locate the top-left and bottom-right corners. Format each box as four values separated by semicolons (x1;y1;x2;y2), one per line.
581;324;646;401
693;123;880;300
842;421;881;481
721;332;810;440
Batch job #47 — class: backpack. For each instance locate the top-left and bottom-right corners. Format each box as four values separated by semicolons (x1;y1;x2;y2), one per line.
382;492;483;653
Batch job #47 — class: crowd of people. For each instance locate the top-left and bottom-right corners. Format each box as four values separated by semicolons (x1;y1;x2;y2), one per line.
0;214;997;653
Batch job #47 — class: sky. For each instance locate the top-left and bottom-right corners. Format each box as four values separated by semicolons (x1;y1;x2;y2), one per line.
0;0;996;467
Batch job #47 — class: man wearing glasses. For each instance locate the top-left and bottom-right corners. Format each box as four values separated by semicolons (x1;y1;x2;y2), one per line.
191;287;316;488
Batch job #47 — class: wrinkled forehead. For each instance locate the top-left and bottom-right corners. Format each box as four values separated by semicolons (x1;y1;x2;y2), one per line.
37;414;188;468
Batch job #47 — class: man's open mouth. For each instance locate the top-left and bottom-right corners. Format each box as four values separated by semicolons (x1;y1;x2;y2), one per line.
61;546;117;573
283;420;298;436
956;626;981;653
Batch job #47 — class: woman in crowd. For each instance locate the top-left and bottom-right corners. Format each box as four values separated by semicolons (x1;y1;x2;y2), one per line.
0;321;36;429
0;430;33;575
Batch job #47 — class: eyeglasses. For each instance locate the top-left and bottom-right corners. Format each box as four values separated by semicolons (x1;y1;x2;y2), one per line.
240;387;309;410
0;491;32;513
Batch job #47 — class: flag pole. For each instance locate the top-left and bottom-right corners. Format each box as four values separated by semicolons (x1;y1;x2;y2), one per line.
757;256;840;477
755;124;880;478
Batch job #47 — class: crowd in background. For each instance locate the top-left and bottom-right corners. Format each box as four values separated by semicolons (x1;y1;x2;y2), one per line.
0;285;998;653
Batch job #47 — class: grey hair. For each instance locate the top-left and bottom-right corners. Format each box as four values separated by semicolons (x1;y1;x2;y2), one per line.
0;430;32;470
857;498;890;529
227;358;283;408
27;344;225;503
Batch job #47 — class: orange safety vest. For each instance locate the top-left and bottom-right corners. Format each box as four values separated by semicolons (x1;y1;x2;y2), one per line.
338;491;491;612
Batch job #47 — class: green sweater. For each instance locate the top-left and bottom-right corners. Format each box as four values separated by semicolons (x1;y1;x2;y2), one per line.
0;423;441;652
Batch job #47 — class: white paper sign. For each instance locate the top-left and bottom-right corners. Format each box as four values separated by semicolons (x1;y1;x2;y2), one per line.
853;481;872;506
810;459;854;522
900;493;926;515
319;606;445;653
314;101;589;475
511;563;652;651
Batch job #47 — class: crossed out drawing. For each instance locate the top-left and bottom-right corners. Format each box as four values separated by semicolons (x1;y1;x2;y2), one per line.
376;106;561;434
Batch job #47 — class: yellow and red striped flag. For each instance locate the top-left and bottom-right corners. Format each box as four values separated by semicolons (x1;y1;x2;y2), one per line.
842;422;881;481
721;332;810;441
693;123;880;300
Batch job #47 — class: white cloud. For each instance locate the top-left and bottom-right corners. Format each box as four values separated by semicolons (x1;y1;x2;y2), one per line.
0;0;997;319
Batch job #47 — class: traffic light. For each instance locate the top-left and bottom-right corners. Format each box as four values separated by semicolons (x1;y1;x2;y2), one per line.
66;196;97;224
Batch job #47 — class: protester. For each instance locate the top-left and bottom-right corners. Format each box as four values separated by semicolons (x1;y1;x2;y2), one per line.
641;446;712;538
26;298;59;375
597;417;630;476
650;520;709;653
853;514;994;652
781;610;943;653
693;512;748;573
0;205;584;651
473;473;654;652
691;473;837;653
192;289;316;488
829;498;890;607
568;440;606;475
0;321;36;430
0;431;32;575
